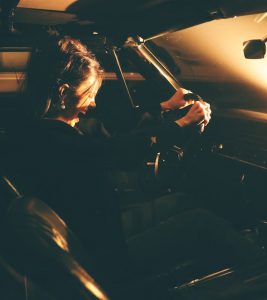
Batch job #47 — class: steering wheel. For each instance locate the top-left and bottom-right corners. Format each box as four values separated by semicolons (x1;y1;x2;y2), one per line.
141;93;205;192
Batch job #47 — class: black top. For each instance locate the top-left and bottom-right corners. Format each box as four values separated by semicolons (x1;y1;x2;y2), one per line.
5;110;190;215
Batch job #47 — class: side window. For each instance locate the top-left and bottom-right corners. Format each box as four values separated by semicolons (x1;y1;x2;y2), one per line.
92;47;148;133
0;48;30;127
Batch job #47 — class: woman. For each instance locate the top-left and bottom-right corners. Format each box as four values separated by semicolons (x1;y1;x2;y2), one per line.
6;36;261;294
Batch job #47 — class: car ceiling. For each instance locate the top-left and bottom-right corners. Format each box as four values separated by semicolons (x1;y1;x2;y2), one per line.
1;0;267;95
14;0;267;39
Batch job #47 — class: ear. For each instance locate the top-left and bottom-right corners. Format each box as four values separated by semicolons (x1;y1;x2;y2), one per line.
58;84;70;97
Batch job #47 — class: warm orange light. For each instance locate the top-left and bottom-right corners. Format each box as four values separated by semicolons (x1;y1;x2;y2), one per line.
71;264;109;300
17;0;75;11
154;13;267;92
51;228;70;252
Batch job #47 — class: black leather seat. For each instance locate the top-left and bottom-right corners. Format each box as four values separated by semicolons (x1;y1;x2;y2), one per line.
0;177;109;300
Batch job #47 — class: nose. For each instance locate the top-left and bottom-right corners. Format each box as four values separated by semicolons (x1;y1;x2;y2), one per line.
88;99;96;108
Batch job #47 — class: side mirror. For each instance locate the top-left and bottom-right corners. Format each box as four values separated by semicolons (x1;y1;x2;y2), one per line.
243;39;266;59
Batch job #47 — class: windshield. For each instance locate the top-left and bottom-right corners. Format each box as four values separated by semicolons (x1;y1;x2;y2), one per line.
147;12;267;112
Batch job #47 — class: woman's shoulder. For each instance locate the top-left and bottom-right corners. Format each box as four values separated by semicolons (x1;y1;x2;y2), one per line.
39;119;81;135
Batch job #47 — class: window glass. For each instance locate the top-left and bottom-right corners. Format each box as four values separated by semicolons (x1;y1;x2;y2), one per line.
148;13;267;111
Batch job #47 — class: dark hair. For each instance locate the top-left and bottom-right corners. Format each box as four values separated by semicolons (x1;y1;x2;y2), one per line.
26;36;103;119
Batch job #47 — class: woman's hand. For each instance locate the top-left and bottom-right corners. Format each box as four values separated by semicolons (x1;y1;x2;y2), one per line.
175;101;211;128
160;88;194;111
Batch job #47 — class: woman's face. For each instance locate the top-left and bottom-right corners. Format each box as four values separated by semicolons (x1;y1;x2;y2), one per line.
74;80;97;114
63;78;98;121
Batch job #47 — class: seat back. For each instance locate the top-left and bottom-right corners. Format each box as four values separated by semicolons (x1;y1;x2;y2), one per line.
0;178;109;300
0;175;21;225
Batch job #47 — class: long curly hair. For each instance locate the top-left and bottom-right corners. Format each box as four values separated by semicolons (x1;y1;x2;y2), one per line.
25;36;103;119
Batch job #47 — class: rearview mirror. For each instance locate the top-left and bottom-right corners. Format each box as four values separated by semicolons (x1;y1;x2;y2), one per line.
243;39;266;59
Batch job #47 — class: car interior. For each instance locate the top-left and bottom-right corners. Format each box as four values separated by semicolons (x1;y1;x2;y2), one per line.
2;1;267;299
